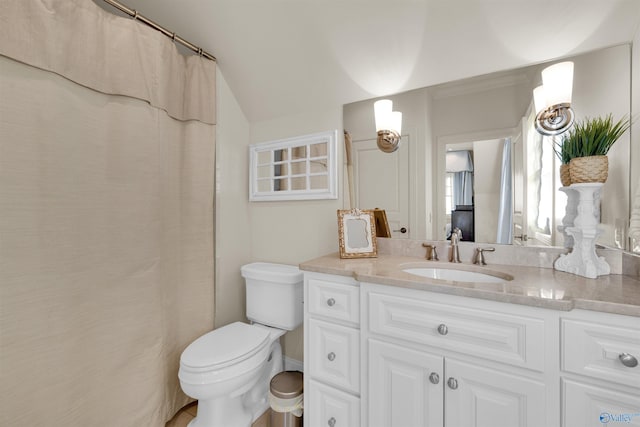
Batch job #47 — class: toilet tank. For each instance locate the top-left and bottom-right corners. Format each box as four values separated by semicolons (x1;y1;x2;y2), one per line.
240;262;304;330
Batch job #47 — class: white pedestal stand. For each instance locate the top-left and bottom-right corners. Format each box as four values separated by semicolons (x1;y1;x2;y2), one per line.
554;183;609;279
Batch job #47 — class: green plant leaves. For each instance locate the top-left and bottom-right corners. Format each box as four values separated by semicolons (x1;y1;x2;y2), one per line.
555;114;631;163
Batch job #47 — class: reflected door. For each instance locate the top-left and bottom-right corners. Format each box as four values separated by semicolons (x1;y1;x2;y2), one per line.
352;136;409;239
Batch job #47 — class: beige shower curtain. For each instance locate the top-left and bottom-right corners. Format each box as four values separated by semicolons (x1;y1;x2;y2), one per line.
0;1;215;425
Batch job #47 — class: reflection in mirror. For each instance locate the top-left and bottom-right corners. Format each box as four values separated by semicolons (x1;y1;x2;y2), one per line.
346;219;369;248
343;44;632;250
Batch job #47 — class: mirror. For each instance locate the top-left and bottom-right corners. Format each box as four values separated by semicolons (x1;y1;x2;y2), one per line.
249;130;338;201
343;44;633;250
337;209;378;258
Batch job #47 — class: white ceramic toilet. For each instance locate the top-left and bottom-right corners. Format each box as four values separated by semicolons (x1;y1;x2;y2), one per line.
178;262;303;427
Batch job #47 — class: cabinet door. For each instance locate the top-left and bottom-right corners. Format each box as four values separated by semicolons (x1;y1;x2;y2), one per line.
562;378;640;427
308;380;360;427
368;339;444;427
308;318;360;393
444;359;546;427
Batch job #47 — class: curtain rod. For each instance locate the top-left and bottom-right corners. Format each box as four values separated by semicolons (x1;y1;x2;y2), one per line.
102;0;216;62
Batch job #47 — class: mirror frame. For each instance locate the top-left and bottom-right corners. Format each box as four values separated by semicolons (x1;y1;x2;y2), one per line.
249;130;338;201
337;209;378;258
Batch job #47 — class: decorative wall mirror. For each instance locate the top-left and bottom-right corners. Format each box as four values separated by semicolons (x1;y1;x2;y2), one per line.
337;209;378;258
249;130;338;201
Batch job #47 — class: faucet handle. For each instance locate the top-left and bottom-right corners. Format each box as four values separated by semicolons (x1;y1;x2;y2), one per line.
474;247;495;266
422;243;439;261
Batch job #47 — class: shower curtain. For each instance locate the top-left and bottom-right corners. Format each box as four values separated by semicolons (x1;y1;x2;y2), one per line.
0;1;215;425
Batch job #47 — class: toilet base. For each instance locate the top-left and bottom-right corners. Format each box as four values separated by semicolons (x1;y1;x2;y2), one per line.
188;395;252;427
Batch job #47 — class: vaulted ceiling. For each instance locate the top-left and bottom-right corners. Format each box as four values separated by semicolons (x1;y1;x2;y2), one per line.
107;0;640;123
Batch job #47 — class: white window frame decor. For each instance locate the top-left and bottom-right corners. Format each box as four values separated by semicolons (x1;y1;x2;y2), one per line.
249;130;338;201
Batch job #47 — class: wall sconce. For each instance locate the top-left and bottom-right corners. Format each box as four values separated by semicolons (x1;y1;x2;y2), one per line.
533;61;574;136
374;99;402;153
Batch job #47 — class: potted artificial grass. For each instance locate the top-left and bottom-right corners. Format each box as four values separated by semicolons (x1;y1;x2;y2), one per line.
555;114;631;185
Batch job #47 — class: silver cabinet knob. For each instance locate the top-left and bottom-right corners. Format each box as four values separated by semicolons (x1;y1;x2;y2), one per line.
429;372;440;384
327;352;336;361
437;324;448;335
619;353;638;368
328;416;336;427
447;377;458;390
327;298;336;307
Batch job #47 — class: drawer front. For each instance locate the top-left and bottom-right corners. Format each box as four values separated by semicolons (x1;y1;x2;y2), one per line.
308;278;359;325
562;378;640;427
562;319;640;388
368;291;545;371
308;380;360;427
308;318;360;393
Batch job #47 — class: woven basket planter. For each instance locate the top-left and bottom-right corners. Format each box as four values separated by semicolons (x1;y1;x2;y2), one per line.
569;155;608;183
560;164;572;186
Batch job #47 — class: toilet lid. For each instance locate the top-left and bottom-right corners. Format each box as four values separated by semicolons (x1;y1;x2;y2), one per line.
181;322;271;369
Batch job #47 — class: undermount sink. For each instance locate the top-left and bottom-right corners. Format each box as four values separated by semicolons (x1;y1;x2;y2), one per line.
402;267;511;283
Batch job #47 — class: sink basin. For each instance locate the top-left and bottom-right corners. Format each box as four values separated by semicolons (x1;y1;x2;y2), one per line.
402;267;510;283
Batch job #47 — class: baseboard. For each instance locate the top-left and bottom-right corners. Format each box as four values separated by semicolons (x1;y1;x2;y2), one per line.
283;356;303;372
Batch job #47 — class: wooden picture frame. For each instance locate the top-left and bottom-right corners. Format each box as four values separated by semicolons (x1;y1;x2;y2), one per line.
373;208;391;238
337;209;378;258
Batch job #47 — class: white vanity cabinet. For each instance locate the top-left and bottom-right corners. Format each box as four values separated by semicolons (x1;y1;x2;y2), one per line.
304;272;360;427
362;282;552;427
303;270;640;427
560;310;640;427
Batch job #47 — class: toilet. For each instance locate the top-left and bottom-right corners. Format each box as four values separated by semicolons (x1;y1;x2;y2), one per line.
178;262;303;427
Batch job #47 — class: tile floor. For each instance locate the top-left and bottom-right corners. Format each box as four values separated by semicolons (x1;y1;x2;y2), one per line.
165;402;271;427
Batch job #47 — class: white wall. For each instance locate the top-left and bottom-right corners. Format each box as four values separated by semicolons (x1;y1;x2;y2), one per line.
215;70;344;362
214;70;252;328
248;109;344;361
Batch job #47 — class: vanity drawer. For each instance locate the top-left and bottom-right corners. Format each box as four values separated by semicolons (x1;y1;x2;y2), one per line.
561;318;640;388
308;278;359;325
562;378;640;427
308;318;360;393
367;290;546;371
308;380;360;427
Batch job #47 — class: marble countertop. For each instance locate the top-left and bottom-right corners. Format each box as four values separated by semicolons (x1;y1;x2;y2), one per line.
299;253;640;317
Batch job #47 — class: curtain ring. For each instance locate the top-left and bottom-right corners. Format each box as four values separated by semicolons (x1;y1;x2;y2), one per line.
198;48;203;56
171;32;176;42
133;10;139;20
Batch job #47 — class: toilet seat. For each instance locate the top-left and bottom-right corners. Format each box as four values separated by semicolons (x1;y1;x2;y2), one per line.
180;322;270;371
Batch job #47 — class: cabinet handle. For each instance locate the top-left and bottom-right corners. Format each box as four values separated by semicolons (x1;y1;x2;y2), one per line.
619;353;639;368
437;324;448;335
429;372;440;384
327;298;336;307
447;377;458;390
328;416;336;427
327;352;336;361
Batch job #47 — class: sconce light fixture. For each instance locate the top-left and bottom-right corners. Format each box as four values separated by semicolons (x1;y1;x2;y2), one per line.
374;99;402;153
533;61;574;136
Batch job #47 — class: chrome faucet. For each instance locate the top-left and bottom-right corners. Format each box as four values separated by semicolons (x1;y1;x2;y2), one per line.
449;228;462;263
474;247;495;265
422;243;439;261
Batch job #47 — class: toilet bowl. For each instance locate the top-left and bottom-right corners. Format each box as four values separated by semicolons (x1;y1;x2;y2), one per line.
178;263;303;427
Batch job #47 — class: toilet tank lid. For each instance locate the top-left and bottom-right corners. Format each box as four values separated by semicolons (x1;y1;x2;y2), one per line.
240;262;302;284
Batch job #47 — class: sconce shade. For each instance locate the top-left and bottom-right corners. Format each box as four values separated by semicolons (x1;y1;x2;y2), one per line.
533;85;547;115
533;61;574;136
541;61;573;107
374;99;402;153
